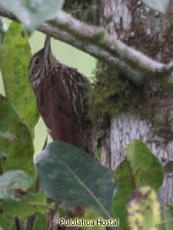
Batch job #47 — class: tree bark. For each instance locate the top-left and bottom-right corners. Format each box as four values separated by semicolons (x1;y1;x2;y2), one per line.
102;0;173;206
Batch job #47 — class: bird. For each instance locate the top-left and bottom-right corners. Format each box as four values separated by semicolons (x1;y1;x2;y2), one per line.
29;36;92;152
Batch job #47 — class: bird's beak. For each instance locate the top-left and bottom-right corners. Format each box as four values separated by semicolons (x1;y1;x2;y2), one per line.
44;35;51;60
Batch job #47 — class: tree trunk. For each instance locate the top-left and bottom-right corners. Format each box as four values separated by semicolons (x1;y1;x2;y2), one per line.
101;0;173;206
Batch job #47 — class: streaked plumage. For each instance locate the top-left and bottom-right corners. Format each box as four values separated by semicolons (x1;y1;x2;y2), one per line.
29;36;91;151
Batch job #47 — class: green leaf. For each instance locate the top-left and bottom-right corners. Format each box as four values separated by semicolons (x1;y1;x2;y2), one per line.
111;140;163;230
0;215;9;230
0;22;39;131
112;160;135;230
0;0;64;31
0;170;33;202
142;0;169;13
125;139;164;190
35;214;47;230
127;187;161;230
35;141;115;219
1;193;53;219
0;95;34;175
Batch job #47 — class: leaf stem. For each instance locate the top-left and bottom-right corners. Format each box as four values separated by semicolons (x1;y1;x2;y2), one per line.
15;217;21;230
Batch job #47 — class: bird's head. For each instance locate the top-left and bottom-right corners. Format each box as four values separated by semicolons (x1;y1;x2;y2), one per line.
29;36;51;89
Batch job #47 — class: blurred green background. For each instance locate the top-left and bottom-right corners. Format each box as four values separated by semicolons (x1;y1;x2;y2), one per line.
0;19;96;155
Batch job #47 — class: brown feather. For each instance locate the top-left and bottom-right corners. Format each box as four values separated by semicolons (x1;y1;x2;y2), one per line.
29;41;91;151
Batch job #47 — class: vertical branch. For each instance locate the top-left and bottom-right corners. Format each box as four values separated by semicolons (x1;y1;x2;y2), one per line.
25;215;36;230
47;209;59;230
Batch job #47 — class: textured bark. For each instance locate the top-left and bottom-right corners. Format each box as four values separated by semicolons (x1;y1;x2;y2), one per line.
103;0;173;205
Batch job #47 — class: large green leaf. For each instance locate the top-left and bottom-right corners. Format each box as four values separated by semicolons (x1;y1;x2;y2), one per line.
112;139;163;230
1;192;53;219
0;22;39;131
125;139;163;190
35;141;115;219
0;170;33;202
112;160;135;230
0;0;64;31
0;95;34;175
142;0;169;13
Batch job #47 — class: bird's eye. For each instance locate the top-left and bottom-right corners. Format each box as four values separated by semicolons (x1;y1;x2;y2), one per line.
34;57;40;65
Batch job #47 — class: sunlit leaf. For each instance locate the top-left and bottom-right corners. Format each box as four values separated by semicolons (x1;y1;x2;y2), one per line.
142;0;169;13
35;141;115;218
0;0;64;31
128;187;161;230
0;22;39;131
0;170;33;202
0;95;34;175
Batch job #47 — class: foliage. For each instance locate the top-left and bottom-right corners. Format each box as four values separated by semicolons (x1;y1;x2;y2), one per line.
127;187;161;230
112;140;163;230
0;22;39;131
125;139;164;190
0;170;33;202
112;160;135;230
0;170;53;227
1;193;53;220
0;95;35;176
0;20;52;229
0;0;64;31
35;141;115;219
142;0;170;13
0;4;170;230
0;21;168;229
